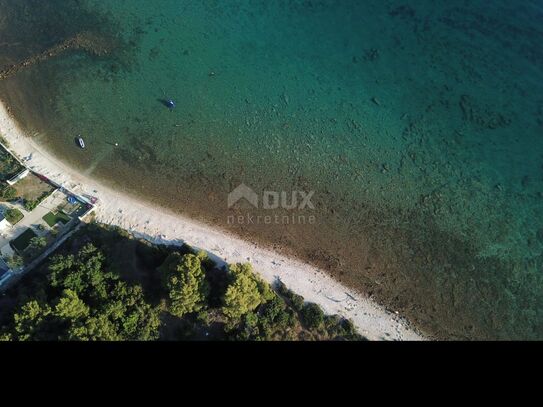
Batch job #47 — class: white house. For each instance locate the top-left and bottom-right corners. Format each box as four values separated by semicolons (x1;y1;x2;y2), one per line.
7;168;30;186
0;215;10;230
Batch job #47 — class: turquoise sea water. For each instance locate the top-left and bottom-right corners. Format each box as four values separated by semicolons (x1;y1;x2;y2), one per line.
1;0;543;339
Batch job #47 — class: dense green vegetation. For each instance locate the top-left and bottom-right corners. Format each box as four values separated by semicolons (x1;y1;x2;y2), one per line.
159;252;209;318
0;223;363;341
0;149;24;183
27;236;48;258
0;185;17;201
1;244;160;340
222;263;275;321
4;208;23;225
6;255;23;270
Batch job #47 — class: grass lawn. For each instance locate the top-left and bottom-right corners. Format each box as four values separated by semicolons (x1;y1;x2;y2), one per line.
43;211;71;227
4;208;23;225
11;228;37;252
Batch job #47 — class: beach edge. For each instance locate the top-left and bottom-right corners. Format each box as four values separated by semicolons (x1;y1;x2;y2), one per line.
0;98;424;341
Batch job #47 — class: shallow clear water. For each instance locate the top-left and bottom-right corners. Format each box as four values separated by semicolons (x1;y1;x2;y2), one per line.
1;0;543;339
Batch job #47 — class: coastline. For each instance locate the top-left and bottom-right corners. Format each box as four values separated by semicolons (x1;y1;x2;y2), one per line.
0;100;424;341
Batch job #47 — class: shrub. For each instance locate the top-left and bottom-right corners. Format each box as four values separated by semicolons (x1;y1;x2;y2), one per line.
234;312;260;340
324;314;359;339
276;279;289;296
196;310;212;326
290;293;305;312
4;208;23;224
260;296;285;325
30;236;47;248
0;185;17;201
23;199;38;212
300;303;325;330
7;255;24;269
229;294;298;341
259;296;294;336
280;308;296;329
28;236;47;257
275;280;305;311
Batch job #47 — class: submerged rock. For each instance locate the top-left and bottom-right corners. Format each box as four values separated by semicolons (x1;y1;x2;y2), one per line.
537;228;543;243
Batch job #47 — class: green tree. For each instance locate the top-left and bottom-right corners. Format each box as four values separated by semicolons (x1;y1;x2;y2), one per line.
277;280;305;311
195;249;216;270
6;244;162;341
6;254;23;269
53;289;89;320
28;236;47;256
222;263;274;321
49;244;112;299
13;300;52;341
159;253;209;317
106;281;161;340
300;303;325;330
260;295;292;330
235;312;260;340
77;313;122;341
66;281;161;341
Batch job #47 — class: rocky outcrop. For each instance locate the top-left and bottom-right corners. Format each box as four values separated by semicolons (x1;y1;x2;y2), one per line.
0;32;114;81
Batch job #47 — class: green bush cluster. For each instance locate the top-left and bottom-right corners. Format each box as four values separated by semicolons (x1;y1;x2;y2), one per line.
0;152;23;182
222;263;275;321
23;199;39;212
0;184;17;201
276;279;305;311
276;279;362;340
6;255;23;269
4;207;23;224
0;224;364;341
28;236;47;257
233;295;297;340
1;244;161;341
300;302;325;330
324;315;362;340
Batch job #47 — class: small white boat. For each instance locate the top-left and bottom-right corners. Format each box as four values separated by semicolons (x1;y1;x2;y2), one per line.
77;136;85;149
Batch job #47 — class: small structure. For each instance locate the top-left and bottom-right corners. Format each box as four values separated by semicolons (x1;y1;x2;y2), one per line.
0;214;10;230
7;168;30;186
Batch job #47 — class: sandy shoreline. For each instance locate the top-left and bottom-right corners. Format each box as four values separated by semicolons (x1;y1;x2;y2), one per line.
0;100;423;340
